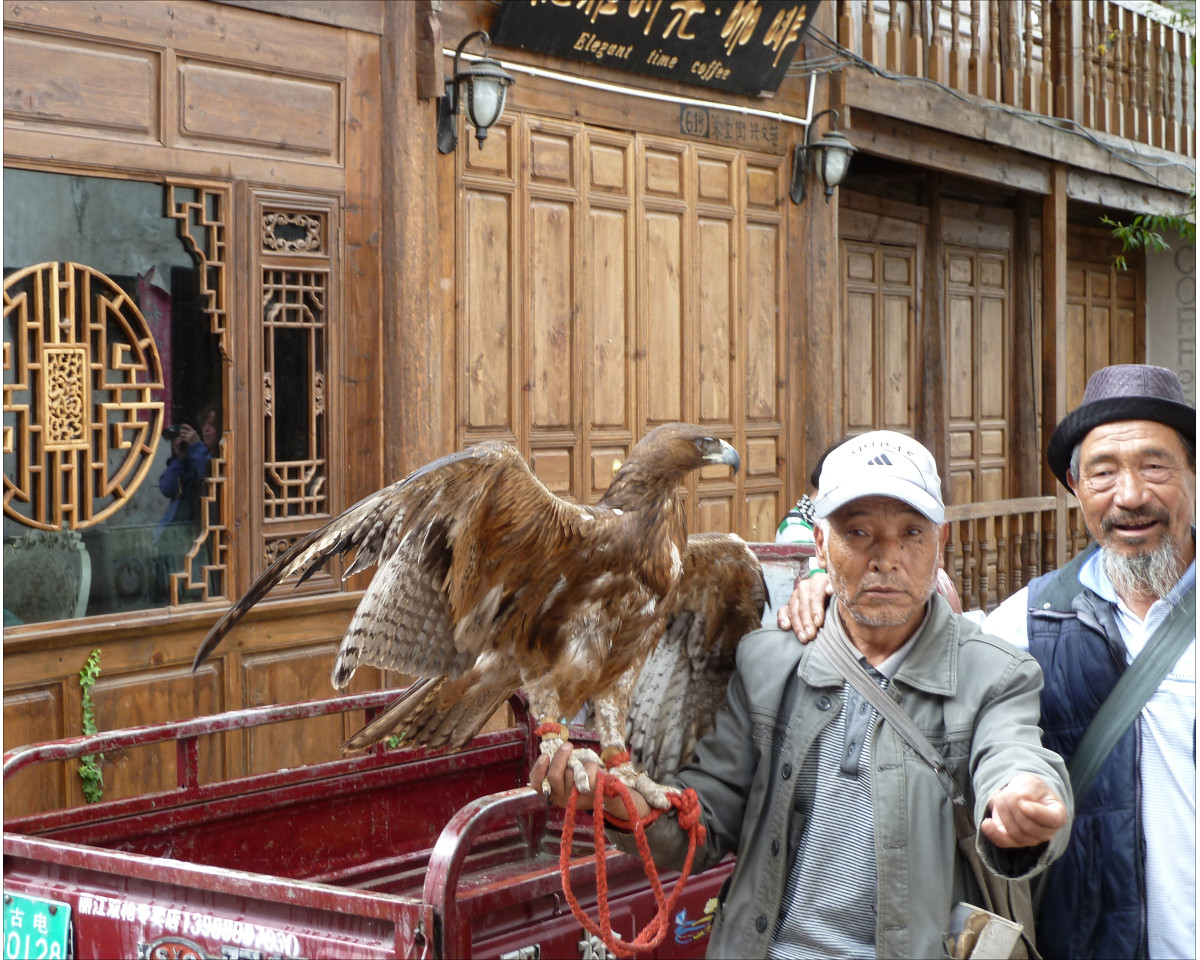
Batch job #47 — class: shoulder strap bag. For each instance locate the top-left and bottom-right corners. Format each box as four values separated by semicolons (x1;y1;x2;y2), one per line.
1067;584;1196;804
813;623;1038;960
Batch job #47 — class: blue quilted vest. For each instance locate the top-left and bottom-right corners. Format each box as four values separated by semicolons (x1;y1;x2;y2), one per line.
1025;544;1147;960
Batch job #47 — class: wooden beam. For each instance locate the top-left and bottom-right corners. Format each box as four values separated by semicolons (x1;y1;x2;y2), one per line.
798;1;842;502
213;0;384;34
848;110;1053;195
1012;194;1039;498
920;171;948;487
1066;167;1195;216
844;69;1195;196
1042;164;1069;567
383;1;452;477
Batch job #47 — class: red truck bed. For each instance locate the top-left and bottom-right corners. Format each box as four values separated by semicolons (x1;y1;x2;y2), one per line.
3;545;806;959
3;691;733;959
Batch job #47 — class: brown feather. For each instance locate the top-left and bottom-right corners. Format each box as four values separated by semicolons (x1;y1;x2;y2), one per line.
626;533;770;779
193;423;741;754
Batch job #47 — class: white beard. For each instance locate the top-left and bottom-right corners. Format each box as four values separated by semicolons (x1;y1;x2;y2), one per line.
1102;534;1187;604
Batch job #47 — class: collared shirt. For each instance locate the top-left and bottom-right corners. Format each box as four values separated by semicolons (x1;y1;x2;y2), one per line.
983;557;1196;960
767;604;925;959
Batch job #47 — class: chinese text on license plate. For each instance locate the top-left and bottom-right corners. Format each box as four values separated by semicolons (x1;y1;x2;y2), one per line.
4;892;71;959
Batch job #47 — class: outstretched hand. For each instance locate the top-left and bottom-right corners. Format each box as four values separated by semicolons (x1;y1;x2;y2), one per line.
982;773;1069;848
530;742;652;822
776;572;832;641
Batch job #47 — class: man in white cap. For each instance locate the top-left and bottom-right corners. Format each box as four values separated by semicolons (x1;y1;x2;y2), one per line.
535;430;1071;959
780;367;1195;960
984;365;1196;960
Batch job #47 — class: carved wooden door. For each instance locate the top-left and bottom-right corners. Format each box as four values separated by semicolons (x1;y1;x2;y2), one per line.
455;117;790;541
838;202;924;438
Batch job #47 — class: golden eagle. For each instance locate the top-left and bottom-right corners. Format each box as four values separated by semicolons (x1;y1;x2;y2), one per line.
193;422;767;805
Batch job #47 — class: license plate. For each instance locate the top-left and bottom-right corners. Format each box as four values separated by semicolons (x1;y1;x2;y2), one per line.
3;892;71;960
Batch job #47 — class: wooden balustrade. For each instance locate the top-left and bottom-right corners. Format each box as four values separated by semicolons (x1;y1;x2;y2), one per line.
838;0;1194;159
943;496;1090;613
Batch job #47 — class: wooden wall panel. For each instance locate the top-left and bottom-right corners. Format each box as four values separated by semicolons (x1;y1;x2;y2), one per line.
839;236;918;437
881;292;910;429
4;32;160;141
587;131;634;437
589;206;632;430
241;642;358;775
745;223;779;422
463;190;514;432
528;198;574;430
845;286;876;431
643;212;685;423
89;664;224;800
177;59;341;160
697;217;733;423
4;684;66;818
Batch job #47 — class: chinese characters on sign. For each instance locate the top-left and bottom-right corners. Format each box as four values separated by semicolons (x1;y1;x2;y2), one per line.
491;0;819;96
679;105;782;147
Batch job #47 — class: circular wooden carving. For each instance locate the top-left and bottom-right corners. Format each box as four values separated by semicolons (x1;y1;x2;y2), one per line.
3;261;165;530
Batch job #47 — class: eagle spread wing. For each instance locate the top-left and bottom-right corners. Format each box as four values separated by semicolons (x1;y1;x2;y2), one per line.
626;533;770;780
193;423;747;788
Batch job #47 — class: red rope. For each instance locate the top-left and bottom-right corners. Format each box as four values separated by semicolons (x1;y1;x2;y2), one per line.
558;769;707;958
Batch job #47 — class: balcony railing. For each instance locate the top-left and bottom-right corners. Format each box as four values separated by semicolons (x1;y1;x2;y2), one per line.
944;496;1091;613
837;0;1195;158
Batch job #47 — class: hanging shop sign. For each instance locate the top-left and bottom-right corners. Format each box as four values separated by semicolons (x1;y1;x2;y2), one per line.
490;0;820;97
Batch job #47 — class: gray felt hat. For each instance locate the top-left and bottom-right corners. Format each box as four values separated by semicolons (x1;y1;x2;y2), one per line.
1046;364;1196;489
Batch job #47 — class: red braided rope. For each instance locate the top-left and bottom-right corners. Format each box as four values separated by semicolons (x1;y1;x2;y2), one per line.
558;769;707;958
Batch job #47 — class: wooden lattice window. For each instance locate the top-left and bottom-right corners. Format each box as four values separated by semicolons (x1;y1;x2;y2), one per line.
260;204;330;522
2;170;230;623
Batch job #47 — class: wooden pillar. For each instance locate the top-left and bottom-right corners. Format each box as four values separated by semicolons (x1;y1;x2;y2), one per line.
1042;164;1068;566
1012;194;1038;498
798;1;842;500
384;0;454;478
921;171;948;486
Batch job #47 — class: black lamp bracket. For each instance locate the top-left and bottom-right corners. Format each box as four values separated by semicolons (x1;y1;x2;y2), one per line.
789;108;841;205
437;31;493;155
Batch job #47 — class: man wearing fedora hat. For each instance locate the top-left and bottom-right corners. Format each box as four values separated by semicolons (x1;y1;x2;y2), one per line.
982;364;1195;960
779;364;1195;959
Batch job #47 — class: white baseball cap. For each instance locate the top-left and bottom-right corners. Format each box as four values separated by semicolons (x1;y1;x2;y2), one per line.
814;431;944;524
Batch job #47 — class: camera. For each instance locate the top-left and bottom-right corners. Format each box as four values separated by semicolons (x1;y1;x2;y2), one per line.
163;425;183;441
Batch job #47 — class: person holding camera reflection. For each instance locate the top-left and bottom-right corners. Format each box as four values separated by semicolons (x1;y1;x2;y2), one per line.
156;405;218;537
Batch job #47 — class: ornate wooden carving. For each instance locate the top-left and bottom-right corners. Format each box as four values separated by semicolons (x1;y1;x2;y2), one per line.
166;183;230;359
3;262;164;531
262;211;324;254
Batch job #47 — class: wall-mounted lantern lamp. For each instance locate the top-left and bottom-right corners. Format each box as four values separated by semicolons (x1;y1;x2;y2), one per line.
789;108;856;204
437;31;515;154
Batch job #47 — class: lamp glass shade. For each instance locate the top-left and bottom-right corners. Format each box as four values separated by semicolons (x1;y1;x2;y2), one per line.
819;145;852;190
467;78;505;130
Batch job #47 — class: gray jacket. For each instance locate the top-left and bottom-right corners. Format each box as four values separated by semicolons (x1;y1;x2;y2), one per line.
618;595;1073;958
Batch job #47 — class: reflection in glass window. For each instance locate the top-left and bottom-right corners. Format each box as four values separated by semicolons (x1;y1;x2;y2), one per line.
3;169;225;624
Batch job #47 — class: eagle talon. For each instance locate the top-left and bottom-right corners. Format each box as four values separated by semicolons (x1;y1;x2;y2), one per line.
604;761;677;811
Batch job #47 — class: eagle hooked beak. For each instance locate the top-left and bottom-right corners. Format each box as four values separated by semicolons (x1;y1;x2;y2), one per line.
703;438;741;474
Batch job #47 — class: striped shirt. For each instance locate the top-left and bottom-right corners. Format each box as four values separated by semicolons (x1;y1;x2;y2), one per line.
767;606;924;959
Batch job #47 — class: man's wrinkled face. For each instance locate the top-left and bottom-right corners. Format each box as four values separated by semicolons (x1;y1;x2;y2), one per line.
815;496;948;630
1070;420;1196;567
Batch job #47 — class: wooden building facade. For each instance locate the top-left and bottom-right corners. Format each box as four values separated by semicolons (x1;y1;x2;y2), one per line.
3;0;1194;815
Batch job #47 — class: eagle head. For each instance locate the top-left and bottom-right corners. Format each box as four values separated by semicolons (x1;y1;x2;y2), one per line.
600;423;740;509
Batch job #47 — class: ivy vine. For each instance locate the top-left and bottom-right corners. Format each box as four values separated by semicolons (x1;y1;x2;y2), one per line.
78;648;104;803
